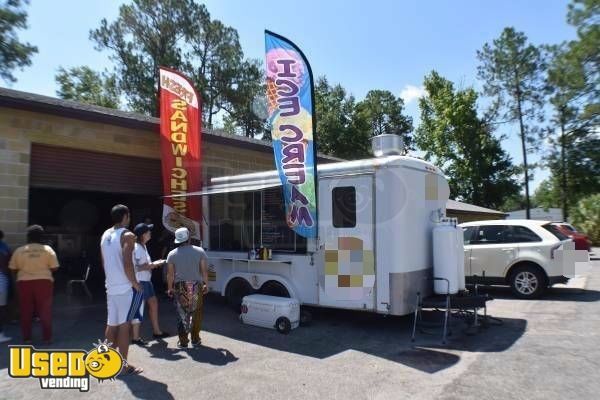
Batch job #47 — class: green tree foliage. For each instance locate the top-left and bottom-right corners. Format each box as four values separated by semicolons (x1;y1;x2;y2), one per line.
55;66;121;109
500;193;528;213
537;130;600;210
564;0;600;125
543;0;600;218
221;59;266;138
90;0;192;115
477;27;546;218
88;0;263;132
416;71;520;209
314;77;371;159
533;179;559;209
355;90;414;152
0;0;37;83
184;12;244;128
545;43;581;219
570;194;600;244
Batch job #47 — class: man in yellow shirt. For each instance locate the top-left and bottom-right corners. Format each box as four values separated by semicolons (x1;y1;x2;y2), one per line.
9;225;59;344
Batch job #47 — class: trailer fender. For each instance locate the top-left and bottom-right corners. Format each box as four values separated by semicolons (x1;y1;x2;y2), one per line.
221;273;299;300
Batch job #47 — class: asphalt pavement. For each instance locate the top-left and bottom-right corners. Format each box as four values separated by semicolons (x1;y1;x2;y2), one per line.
1;256;599;400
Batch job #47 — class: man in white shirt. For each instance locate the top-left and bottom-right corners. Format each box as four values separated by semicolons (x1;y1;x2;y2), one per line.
100;204;143;375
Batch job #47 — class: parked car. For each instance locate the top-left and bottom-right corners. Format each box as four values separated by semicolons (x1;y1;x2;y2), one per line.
551;222;592;251
460;220;573;299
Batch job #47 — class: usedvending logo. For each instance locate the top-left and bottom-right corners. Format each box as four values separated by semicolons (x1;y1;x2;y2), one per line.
9;340;123;392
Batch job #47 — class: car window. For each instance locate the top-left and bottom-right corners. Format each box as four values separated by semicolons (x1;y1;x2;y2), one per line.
543;224;570;241
472;225;510;244
507;226;542;243
563;224;576;232
462;226;477;245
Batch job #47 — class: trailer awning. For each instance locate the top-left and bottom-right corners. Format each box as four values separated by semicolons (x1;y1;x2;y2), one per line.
165;178;282;198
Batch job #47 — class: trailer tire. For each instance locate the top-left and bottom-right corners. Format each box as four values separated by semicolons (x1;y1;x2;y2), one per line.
225;278;253;312
275;317;292;334
300;309;312;326
259;281;290;298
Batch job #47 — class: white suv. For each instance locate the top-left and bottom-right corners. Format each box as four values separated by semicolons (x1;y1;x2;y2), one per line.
460;219;572;299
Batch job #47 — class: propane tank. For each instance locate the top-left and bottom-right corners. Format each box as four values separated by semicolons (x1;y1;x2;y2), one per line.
455;222;466;291
433;219;460;295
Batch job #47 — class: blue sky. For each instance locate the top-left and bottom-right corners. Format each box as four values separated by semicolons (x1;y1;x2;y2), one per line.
8;0;576;192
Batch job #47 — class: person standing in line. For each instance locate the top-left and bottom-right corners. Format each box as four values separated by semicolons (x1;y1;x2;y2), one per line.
166;227;209;348
100;204;143;375
157;229;175;293
131;222;169;345
0;230;13;343
8;225;58;344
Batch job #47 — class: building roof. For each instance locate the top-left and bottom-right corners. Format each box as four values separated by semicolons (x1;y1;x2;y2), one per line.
446;199;507;216
507;207;562;213
0;86;340;161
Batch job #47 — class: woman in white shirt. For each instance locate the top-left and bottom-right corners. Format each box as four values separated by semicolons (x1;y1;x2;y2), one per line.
131;223;168;345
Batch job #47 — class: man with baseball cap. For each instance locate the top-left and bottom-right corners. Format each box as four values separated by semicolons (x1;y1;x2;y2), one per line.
166;227;209;348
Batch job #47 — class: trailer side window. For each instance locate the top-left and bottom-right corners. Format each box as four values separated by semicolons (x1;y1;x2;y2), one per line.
332;186;356;228
207;188;306;253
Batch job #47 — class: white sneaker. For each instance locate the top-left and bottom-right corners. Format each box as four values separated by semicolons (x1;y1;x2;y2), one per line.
0;333;12;343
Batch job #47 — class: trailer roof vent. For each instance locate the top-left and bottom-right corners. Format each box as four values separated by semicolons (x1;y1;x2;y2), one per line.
371;134;404;157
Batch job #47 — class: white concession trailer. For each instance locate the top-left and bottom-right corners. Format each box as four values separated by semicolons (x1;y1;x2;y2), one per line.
187;136;453;316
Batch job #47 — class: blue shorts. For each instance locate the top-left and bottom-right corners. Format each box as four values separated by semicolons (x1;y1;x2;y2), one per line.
131;281;156;323
141;281;155;301
126;287;144;322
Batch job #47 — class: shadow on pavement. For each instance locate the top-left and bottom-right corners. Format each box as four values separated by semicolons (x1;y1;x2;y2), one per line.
119;373;175;400
0;292;525;375
475;285;600;302
144;339;187;362
142;338;238;366
183;345;238;366
392;347;461;374
199;295;526;373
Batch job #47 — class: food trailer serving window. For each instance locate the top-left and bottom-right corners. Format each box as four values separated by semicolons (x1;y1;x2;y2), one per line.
208;187;306;253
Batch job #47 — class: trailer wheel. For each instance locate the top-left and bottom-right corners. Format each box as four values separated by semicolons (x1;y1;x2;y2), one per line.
225;278;253;312
259;281;290;298
300;309;312;326
275;317;292;334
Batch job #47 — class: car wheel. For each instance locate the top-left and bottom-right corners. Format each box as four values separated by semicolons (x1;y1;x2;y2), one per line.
275;317;292;334
509;265;546;299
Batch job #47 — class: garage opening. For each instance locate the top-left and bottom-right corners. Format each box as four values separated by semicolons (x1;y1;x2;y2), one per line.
28;144;168;293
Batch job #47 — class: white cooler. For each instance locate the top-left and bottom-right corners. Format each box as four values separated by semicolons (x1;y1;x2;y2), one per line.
240;294;300;334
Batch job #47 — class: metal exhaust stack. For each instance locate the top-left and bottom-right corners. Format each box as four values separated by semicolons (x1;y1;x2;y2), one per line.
371;134;404;157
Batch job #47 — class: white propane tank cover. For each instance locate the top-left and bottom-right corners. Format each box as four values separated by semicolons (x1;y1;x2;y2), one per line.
433;220;460;295
371;134;404;157
456;224;466;291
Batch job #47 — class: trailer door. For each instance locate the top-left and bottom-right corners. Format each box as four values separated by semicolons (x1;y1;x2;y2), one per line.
318;175;375;310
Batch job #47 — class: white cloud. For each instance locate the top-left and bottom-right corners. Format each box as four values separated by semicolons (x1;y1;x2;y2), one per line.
400;85;426;104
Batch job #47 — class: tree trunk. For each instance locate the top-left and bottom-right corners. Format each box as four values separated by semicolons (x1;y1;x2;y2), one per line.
515;88;531;219
154;62;160;117
207;96;214;129
560;115;568;221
